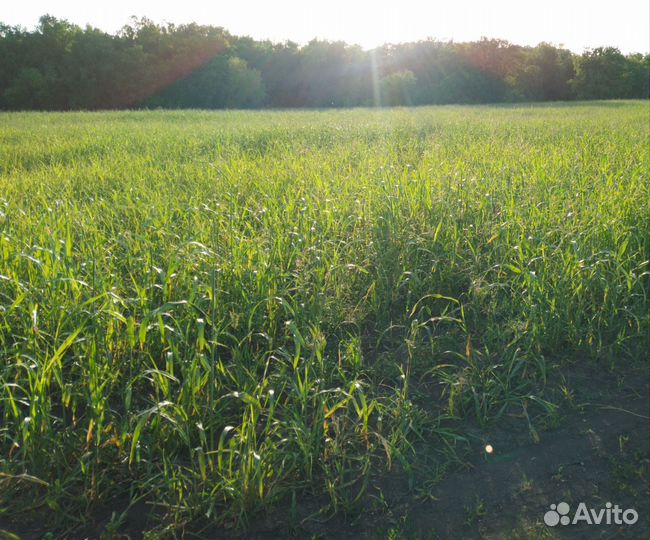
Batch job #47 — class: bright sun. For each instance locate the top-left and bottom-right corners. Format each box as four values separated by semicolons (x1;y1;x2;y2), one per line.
3;0;649;53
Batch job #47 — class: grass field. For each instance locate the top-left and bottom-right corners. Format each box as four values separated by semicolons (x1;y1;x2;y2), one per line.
0;102;648;538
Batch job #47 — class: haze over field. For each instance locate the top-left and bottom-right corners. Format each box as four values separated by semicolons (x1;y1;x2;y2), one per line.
4;0;649;53
0;13;648;110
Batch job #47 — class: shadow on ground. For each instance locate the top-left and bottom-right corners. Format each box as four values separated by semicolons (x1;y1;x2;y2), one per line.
1;363;647;540
224;363;650;540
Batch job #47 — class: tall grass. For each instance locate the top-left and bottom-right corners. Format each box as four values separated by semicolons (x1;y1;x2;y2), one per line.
1;102;648;536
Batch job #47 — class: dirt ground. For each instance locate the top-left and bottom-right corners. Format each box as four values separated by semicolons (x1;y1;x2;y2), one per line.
224;362;649;540
375;364;650;540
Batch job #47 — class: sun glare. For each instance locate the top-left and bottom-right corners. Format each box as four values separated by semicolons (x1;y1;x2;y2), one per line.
3;0;649;53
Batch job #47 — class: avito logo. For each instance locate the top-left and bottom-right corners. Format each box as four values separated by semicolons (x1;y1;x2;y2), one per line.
544;501;638;527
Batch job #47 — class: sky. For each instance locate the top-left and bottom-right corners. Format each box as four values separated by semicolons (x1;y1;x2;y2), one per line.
2;0;649;54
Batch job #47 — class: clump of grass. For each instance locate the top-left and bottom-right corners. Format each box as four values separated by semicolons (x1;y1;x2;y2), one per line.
0;102;648;536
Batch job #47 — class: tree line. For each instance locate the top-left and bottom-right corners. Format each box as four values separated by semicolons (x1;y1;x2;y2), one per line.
1;15;648;110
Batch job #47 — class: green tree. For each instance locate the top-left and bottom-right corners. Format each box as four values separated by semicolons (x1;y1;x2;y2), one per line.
572;47;627;99
621;53;649;98
511;43;575;101
148;55;265;109
3;67;47;109
0;15;647;110
380;70;418;105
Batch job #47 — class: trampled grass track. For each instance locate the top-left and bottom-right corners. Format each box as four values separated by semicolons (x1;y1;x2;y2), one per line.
0;102;648;536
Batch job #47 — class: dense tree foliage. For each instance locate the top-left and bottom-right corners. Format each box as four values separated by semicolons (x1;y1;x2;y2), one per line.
0;15;648;110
